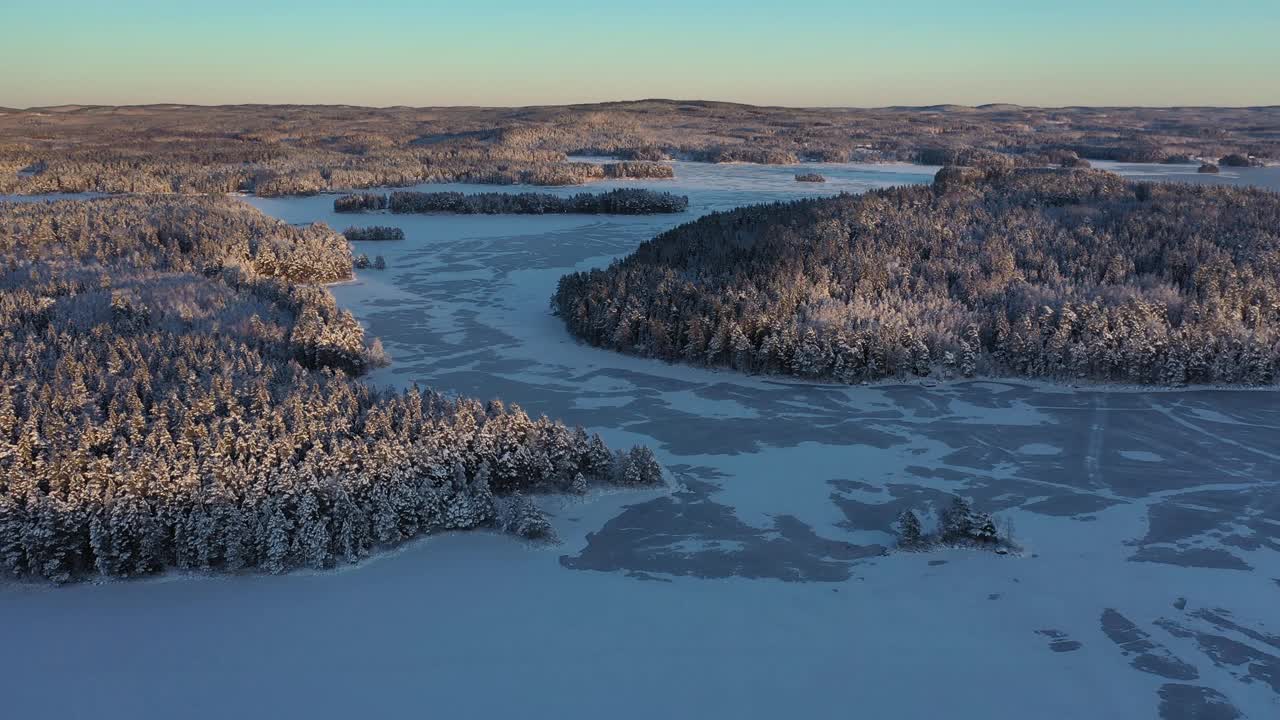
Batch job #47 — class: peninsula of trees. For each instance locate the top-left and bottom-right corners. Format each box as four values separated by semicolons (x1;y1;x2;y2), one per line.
336;188;689;215
0;196;662;583
1;102;1273;198
553;167;1280;386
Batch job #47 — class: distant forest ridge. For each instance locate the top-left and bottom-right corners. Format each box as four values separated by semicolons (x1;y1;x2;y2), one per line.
554;167;1280;386
1;101;1274;197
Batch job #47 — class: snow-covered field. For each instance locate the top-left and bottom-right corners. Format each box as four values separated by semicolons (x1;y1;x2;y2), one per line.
3;162;1278;719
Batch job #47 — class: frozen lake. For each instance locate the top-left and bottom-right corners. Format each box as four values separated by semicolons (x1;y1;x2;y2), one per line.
1092;160;1280;192
3;161;1279;719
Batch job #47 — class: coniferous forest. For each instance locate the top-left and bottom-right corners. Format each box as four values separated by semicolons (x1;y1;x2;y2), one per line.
0;197;662;582
554;168;1280;385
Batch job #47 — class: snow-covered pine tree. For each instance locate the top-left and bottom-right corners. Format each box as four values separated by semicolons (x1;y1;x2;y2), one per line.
729;323;754;371
621;446;664;486
939;496;975;543
469;461;495;516
584;434;613;477
292;484;332;569
329;485;360;564
705;320;729;365
212;494;247;572
261;497;292;574
895;509;923;548
26;491;72;583
0;383;16;441
911;338;932;377
959;342;977;379
794;328;828;377
0;493;26;575
499;493;555;541
972;511;999;544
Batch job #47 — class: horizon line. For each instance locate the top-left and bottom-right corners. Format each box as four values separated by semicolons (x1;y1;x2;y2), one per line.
6;99;1280;113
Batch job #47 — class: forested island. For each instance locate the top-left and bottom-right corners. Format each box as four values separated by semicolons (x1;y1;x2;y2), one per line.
553;167;1280;386
336;188;689;215
0;196;662;583
343;226;404;241
795;173;826;183
895;497;1018;555
1219;154;1262;168
1;102;1273;198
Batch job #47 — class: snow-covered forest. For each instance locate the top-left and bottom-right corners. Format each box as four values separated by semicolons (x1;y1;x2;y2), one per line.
0;136;672;197
2;103;1274;199
553;168;1280;385
0;197;661;582
337;188;689;215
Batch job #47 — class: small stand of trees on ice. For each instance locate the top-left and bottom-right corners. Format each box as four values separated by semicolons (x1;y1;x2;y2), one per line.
0;196;662;583
554;167;1280;386
342;226;404;241
795;173;827;183
335;188;689;215
353;253;387;270
894;497;1017;555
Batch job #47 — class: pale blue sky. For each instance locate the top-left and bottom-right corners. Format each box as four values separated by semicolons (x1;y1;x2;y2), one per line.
2;0;1277;107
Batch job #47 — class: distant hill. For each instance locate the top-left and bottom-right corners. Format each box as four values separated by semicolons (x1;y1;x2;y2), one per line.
2;102;1276;196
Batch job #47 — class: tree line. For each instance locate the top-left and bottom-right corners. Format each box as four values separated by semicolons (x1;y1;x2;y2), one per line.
0;196;662;582
336;188;689;215
554;168;1280;386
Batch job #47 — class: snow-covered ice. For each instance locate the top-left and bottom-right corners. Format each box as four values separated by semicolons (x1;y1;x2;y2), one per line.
3;162;1278;719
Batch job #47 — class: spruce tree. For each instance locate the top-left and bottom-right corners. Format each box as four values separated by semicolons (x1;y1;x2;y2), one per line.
895;509;923;548
940;496;975;543
973;512;999;545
